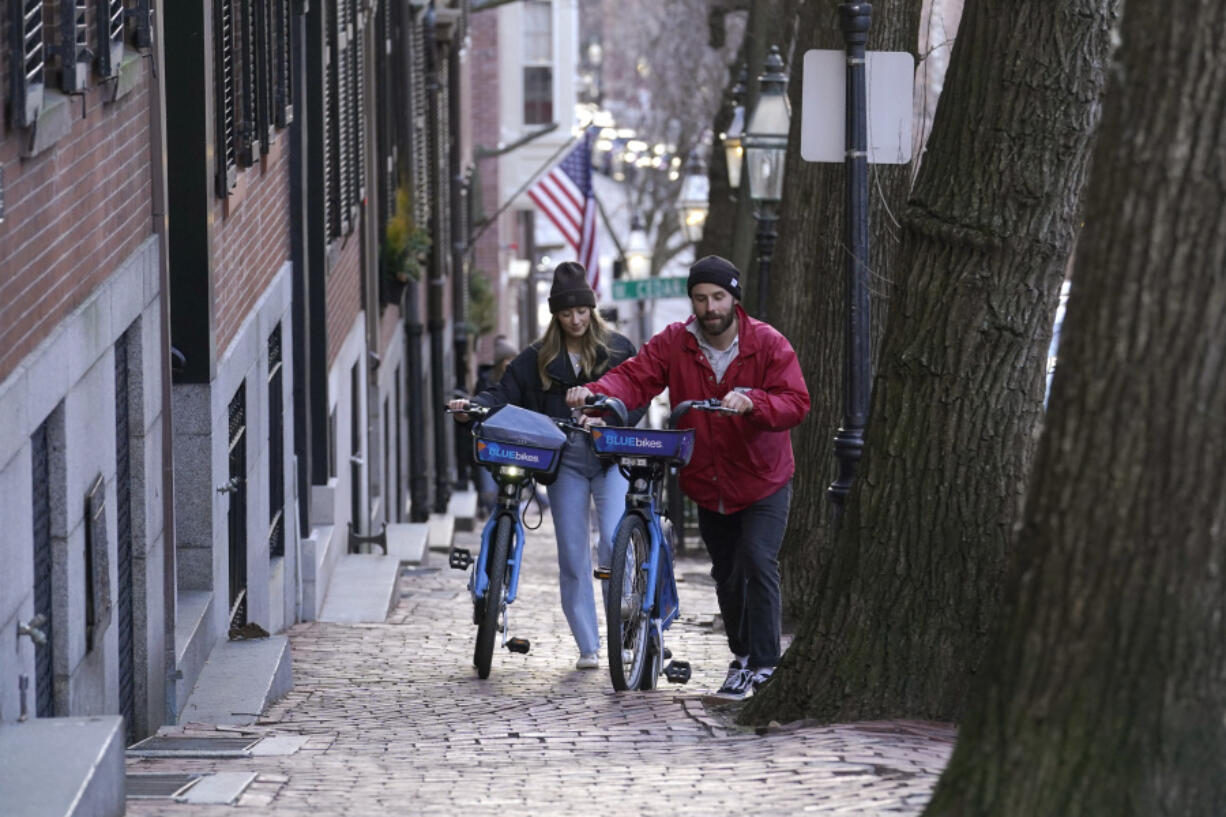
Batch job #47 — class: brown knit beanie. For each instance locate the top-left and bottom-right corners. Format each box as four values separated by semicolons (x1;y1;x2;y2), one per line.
547;261;597;313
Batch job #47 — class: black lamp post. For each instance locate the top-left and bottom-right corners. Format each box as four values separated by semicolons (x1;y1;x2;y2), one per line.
827;3;873;516
742;46;790;320
674;151;709;244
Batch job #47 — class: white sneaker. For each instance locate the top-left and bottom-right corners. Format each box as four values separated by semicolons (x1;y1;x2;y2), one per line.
576;652;599;670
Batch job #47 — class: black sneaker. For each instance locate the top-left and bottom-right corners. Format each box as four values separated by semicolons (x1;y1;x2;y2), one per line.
749;666;774;692
714;663;754;699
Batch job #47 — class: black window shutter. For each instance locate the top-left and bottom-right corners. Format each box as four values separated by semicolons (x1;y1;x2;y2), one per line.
96;0;125;78
337;0;353;235
10;0;46;127
351;2;365;229
59;0;90;93
236;0;259;164
214;0;238;196
126;0;152;49
254;0;272;153
325;0;338;238
273;0;292;127
409;13;429;229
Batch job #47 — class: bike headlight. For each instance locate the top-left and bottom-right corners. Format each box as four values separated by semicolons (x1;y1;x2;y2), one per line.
501;465;525;478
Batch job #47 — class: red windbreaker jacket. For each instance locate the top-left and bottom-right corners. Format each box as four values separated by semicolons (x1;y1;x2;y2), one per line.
588;305;810;513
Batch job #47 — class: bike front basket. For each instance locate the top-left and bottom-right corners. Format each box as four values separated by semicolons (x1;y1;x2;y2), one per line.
473;404;567;476
589;426;695;467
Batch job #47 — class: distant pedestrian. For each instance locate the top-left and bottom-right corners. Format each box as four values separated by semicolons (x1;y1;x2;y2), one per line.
567;255;809;698
450;261;642;670
471;336;518;518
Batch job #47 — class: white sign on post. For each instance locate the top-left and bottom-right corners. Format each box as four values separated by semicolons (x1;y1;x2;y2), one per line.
800;50;915;164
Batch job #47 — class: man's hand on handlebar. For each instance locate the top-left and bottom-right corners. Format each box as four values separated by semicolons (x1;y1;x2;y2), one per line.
721;390;754;415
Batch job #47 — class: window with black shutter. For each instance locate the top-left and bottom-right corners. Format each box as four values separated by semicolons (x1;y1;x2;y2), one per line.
214;0;238;195
9;0;45;127
58;0;90;93
96;0;125;78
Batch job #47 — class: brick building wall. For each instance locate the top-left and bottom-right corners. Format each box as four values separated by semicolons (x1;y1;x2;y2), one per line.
327;240;364;366
209;139;293;357
0;67;154;382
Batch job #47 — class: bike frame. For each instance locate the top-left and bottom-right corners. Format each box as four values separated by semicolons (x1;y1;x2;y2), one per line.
617;468;678;628
470;474;531;604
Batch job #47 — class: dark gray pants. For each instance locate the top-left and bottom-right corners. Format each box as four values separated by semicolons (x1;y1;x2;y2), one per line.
697;481;792;669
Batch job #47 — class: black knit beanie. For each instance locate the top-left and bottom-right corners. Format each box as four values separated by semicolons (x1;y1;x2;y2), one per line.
548;261;597;313
687;255;742;301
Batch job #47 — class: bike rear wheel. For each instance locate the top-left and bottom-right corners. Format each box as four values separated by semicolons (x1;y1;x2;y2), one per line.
474;514;513;678
607;514;651;691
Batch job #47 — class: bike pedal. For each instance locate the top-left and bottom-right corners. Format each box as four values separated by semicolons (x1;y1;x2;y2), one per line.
592;566;611;580
449;547;473;570
663;647;672;660
663;660;691;684
505;637;531;654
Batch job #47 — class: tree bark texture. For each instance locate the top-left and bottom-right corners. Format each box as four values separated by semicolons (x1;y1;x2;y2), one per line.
924;2;1226;814
772;0;921;627
744;0;1118;725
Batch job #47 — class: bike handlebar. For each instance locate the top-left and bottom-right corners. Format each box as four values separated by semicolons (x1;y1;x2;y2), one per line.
669;398;738;428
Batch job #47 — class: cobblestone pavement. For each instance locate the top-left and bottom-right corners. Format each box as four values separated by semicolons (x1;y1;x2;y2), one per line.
127;514;954;815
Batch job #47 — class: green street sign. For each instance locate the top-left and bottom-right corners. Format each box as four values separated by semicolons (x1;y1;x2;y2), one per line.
612;276;689;301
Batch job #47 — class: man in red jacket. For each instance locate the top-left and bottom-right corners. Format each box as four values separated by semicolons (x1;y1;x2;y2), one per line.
567;255;810;699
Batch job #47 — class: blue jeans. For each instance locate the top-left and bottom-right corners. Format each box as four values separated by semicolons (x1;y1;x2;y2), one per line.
546;435;627;655
697;481;792;669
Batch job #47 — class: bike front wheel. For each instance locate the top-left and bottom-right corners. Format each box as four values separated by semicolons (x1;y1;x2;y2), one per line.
474;514;513;678
607;514;651;691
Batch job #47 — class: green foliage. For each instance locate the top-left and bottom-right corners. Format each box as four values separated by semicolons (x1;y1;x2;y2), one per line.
383;185;432;283
469;270;497;338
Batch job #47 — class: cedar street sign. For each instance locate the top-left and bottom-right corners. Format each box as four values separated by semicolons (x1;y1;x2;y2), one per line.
612;276;689;301
800;49;915;164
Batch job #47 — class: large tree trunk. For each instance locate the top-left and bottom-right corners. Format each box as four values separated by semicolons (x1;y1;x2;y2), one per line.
771;0;921;626
743;0;1118;725
923;3;1226;814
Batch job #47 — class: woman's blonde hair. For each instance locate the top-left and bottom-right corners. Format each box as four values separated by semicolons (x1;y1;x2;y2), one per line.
537;307;613;390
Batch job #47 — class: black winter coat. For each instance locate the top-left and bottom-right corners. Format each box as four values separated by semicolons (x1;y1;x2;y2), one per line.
472;332;645;426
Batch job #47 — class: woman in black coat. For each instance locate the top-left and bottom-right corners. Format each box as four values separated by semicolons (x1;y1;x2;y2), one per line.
450;261;640;670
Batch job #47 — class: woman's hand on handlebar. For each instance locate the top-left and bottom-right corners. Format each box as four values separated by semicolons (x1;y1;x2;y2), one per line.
565;386;593;408
446;398;472;423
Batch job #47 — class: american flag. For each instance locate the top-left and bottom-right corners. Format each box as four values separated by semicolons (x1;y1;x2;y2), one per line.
527;131;600;291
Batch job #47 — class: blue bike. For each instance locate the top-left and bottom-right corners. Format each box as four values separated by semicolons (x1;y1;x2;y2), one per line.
584;396;735;691
446;403;568;679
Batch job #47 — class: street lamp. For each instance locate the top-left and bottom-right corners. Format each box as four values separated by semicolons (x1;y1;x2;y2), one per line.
742;45;790;319
674;151;709;244
721;66;747;190
625;213;651;279
624;213;651;343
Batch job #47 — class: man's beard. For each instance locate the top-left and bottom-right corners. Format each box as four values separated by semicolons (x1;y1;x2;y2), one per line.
701;310;734;337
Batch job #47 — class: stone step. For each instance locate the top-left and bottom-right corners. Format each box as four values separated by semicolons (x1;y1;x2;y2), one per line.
448;489;478;531
317;554;400;624
0;716;125;817
176;635;292;726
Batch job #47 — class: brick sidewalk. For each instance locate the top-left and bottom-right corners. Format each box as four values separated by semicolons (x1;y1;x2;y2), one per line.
127;513;953;815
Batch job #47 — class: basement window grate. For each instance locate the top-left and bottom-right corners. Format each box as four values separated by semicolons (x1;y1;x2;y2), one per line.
126;773;202;798
127;735;261;757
